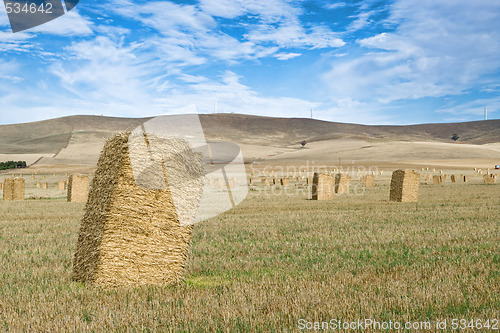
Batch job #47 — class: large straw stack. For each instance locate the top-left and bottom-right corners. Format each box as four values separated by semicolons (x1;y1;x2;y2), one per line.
334;173;351;194
389;169;420;203
312;172;335;200
67;174;89;202
72;132;204;287
2;178;24;201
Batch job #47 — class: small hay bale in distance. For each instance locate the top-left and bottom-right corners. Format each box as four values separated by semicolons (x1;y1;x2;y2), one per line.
42;182;48;189
389;169;420;203
312;172;335;200
361;174;375;188
67;174;89;202
72;132;205;287
433;175;442;185
484;174;497;184
58;181;66;190
462;175;469;182
334;173;351;194
2;178;13;200
280;178;290;186
2;178;24;201
450;175;457;183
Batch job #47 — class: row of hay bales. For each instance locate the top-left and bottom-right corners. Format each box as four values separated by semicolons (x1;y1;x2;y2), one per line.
312;170;419;202
1;174;89;202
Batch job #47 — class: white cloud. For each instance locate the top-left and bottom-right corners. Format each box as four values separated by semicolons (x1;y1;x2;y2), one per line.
325;3;347;10
274;52;301;60
109;0;344;64
322;0;500;104
438;97;500;120
29;10;93;36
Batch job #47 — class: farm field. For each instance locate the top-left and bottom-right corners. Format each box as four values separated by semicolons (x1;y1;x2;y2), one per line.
0;178;498;332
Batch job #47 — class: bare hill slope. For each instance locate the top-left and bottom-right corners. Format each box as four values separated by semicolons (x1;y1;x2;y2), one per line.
0;114;499;166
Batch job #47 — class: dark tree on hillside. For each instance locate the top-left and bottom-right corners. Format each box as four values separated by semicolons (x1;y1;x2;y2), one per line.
451;133;459;142
300;140;307;147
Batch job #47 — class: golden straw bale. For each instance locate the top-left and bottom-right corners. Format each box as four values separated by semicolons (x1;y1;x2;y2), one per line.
3;178;24;201
389;169;420;203
67;174;89;202
262;178;270;186
334;173;351;194
361;174;375;188
58;181;66;190
450;175;457;183
433;175;442;185
36;182;40;189
3;179;13;201
280;178;290;186
484;174;497;184
42;182;48;189
312;172;335;200
73;132;204;287
462;175;469;182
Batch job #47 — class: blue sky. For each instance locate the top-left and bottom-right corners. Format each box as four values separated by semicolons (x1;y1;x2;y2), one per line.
0;0;499;125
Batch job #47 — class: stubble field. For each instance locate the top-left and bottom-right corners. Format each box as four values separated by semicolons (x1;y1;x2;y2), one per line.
0;178;499;332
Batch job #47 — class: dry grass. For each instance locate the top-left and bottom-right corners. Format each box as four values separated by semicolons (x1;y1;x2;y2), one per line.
0;181;499;331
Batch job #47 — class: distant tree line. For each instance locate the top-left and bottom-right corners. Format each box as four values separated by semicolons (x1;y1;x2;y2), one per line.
0;161;27;170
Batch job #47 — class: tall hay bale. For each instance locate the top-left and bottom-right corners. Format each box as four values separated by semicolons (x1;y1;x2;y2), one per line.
433;175;442;184
462;175;469;182
450;175;457;183
0;182;3;190
13;178;25;200
3;179;13;200
3;178;24;201
262;178;270;186
67;174;89;202
362;174;375;188
58;181;66;190
312;172;335;200
334;173;351;194
72;132;204;287
389;169;420;203
273;178;280;185
280;178;290;186
42;182;48;189
36;182;41;189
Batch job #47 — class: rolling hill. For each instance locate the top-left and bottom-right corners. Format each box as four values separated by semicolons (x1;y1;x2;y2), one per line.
0;114;499;167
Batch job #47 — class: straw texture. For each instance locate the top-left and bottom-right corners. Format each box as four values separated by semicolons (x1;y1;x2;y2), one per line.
72;132;203;287
2;178;24;201
334;174;351;194
361;175;375;188
389;169;420;203
312;172;335;200
67;174;89;202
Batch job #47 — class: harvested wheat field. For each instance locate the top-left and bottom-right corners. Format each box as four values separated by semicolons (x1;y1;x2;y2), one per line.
0;175;498;331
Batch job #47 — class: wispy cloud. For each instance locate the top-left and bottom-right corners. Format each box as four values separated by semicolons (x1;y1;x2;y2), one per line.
323;0;500;106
